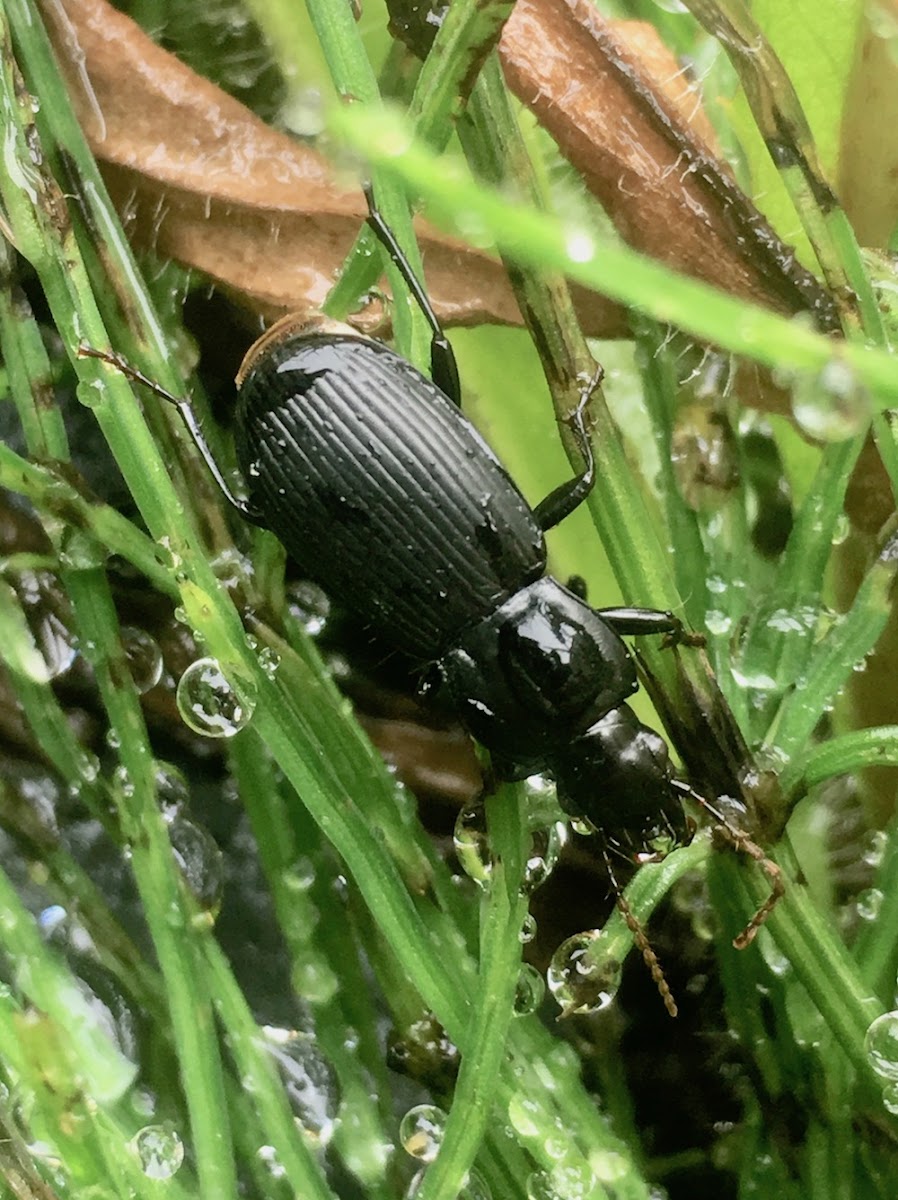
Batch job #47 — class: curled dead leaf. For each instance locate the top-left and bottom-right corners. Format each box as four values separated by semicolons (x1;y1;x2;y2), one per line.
498;0;837;327
41;0;629;333
44;0;835;345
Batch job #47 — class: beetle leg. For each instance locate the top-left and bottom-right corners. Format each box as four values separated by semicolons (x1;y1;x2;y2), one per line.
533;365;602;531
362;183;462;408
672;782;785;946
78;345;265;525
593;607;705;648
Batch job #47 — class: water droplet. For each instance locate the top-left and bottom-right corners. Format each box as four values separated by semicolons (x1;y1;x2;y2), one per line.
864;829;888;869
257;1143;286;1178
792;359;871;441
592;1148;629;1182
547;930;621;1015
14;570;76;680
121;626;163;694
287;580;331;636
131;1124;184;1179
257;645;280;679
399;1104;447;1162
565;230;595;263
291;958;339;1004
154;762;190;819
387;1014;459;1089
507;1094;545;1138
454;804;491;885
168;818;224;914
831;512;851;546
261;1026;339;1145
857;888;884;922
519;914;537;944
882;1080;898;1115
514;964;545;1015
454;803;565;892
38;905;67;937
865;1011;898;1080
704;609;732;636
176;657;256;737
527;1162;595;1200
283;857;316;892
521;823;566;895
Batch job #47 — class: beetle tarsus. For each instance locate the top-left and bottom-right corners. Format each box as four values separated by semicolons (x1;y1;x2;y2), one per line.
673;782;785;947
533;366;603;532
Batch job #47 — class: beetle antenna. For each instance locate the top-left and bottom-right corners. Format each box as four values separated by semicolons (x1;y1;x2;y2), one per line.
671;780;784;948
602;846;678;1018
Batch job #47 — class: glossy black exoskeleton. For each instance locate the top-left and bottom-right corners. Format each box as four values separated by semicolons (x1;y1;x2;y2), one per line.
86;188;694;853
83;188;782;1000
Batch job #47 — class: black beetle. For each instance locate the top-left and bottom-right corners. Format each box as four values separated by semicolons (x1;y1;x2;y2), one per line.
86;189;689;851
82;186;781;1001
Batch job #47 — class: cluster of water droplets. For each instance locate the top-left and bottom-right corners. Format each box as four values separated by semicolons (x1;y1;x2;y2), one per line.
398;1103;491;1196
452;777;567;896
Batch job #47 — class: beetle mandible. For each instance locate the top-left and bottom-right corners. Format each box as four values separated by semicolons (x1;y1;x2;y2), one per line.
82;185;782;999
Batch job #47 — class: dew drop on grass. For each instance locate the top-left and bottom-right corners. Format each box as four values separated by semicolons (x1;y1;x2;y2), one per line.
865;1010;898;1081
131;1124;184;1179
882;1081;898;1115
168;817;224;915
519;914;537;944
399;1104;447;1163
791;359;871;441
121;626;163;694
287;580;331;635
856;887;884;922
527;1162;595;1200
261;1026;339;1146
176;657;256;737
547;930;621;1015
514;964;545;1015
454;804;491;886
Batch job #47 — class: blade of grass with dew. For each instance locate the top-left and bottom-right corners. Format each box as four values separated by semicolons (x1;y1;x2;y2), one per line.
415;783;529;1200
61;560;240;1197
228;732;396;1190
791;727;898;793
324;0;518;321
328;103;898;403
764;543;898;762
852;801;898;1002
303;0;434;371
201;937;338;1200
732;433;865;743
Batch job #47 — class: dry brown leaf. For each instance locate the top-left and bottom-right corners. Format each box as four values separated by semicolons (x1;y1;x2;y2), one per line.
499;0;836;325
42;0;629;333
